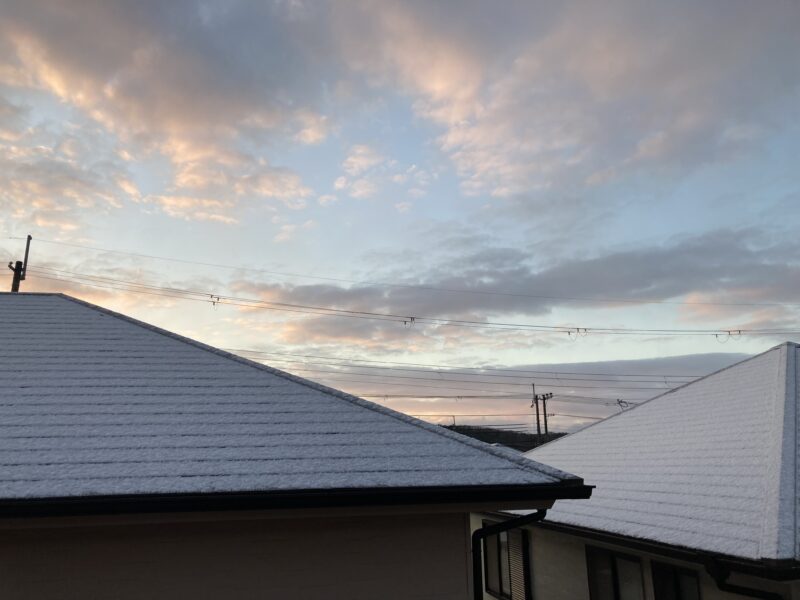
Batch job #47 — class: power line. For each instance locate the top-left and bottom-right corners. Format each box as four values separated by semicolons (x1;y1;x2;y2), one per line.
298;378;653;404
280;364;674;390
26;267;800;338
409;411;609;420
409;412;605;425
31;268;409;322
548;413;605;421
290;371;655;398
246;357;692;385
361;391;641;406
28;266;799;337
229;348;703;378
276;375;526;395
18;236;800;309
233;350;699;382
412;413;553;417
362;393;642;403
28;271;413;325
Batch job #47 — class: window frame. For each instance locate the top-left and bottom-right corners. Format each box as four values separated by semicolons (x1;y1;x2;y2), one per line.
482;521;513;599
651;560;702;600
586;545;645;600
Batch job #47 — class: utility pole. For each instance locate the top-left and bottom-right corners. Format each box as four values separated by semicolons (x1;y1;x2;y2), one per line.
531;383;553;442
7;235;32;293
542;393;550;435
531;383;541;436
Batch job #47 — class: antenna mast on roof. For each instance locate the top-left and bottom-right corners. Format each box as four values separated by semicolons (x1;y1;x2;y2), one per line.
7;234;32;293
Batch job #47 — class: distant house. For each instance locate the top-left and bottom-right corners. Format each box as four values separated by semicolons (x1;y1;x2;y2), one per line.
0;293;590;600
473;343;800;600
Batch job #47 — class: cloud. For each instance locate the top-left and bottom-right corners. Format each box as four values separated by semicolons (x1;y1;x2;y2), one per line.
333;145;389;199
0;0;321;216
273;219;317;243
0;2;333;143
347;177;379;199
5;0;795;213
228;228;800;348
0;108;131;230
318;194;338;206
292;110;330;145
335;1;800;197
342;144;384;176
335;146;430;201
334;1;487;125
1;0;798;368
0;95;26;139
143;195;238;224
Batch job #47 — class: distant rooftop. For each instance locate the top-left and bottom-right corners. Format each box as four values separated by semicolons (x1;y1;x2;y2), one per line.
527;342;799;562
0;293;588;516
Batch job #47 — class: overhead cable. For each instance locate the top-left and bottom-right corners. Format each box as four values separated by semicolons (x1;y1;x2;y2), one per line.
26;268;800;338
19;236;799;309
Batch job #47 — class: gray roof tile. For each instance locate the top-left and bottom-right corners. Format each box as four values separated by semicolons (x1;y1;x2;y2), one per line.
0;293;581;503
527;342;800;561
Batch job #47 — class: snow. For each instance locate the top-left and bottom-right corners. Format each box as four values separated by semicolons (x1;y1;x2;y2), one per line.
525;342;800;561
0;293;580;500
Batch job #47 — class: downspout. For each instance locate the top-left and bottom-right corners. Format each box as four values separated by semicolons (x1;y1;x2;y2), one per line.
705;560;785;600
471;509;547;600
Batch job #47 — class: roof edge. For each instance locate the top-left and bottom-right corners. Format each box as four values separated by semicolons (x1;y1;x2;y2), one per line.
52;293;580;484
531;520;800;581
0;483;593;519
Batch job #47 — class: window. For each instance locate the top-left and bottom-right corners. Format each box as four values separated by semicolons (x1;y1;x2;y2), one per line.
483;524;512;598
482;524;533;600
651;562;701;600
586;546;645;600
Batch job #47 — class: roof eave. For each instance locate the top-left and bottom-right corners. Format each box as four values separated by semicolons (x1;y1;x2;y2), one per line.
0;482;593;519
535;521;800;581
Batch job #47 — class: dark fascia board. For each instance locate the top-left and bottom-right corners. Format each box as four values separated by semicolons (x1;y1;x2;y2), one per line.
534;521;800;581
0;482;592;519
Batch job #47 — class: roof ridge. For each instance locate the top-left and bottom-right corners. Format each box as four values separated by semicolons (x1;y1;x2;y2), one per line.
526;343;792;456
55;294;577;484
794;343;799;561
786;342;798;561
755;343;795;558
788;343;798;560
0;292;62;296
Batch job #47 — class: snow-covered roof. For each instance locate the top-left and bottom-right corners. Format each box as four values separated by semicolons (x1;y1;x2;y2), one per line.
0;293;586;513
526;342;800;562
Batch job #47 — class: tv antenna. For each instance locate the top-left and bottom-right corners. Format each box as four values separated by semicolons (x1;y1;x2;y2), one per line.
7;234;32;293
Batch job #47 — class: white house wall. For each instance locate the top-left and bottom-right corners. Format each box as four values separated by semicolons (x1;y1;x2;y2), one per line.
527;526;796;600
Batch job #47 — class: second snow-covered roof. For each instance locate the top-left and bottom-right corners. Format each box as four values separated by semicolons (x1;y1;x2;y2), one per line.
527;342;799;561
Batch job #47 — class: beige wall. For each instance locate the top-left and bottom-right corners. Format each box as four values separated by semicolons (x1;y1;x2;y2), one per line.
526;526;796;600
471;513;508;600
0;511;473;600
529;525;591;599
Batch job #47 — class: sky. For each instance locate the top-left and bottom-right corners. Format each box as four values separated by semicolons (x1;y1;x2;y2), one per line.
0;1;798;431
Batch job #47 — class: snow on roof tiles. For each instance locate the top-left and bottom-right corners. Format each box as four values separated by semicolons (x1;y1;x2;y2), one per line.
526;342;800;561
0;293;580;501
